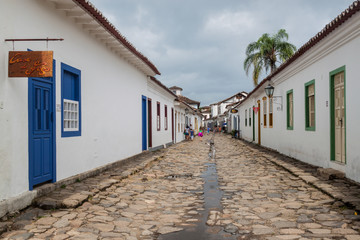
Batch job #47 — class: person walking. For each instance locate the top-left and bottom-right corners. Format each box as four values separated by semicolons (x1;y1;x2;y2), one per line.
198;128;203;141
184;125;190;140
190;124;194;141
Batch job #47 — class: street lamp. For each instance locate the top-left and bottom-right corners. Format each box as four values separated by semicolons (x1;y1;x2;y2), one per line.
264;84;283;111
264;84;275;98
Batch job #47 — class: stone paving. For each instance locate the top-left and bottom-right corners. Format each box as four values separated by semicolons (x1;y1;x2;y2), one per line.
1;133;360;239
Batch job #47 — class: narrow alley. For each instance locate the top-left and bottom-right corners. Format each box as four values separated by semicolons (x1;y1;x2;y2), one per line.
1;134;360;240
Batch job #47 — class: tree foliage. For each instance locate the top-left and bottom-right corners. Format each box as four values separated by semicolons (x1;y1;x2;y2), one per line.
244;29;296;86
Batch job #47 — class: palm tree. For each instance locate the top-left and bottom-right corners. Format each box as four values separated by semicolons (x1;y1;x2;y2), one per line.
244;29;296;86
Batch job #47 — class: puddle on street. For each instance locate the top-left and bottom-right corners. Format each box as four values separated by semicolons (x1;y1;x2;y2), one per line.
158;139;238;240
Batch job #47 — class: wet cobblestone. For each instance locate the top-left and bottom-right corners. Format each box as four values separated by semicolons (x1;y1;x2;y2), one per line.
1;133;360;239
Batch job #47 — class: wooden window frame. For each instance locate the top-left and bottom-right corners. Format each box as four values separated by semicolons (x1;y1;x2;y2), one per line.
263;97;267;128
305;80;315;131
157;102;160;131
329;65;346;162
245;109;247;126
269;97;273;128
287;89;294;130
61;63;81;137
249;108;251;127
164;105;168;130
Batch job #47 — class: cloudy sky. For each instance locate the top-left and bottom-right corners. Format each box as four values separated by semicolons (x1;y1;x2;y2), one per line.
91;0;354;106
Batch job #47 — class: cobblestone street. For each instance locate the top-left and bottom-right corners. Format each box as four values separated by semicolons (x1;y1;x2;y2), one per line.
1;134;360;240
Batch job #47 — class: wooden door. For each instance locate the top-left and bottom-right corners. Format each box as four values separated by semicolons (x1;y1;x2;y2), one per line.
148;99;152;148
29;78;55;189
142;96;147;151
171;108;174;142
334;72;345;163
257;101;261;145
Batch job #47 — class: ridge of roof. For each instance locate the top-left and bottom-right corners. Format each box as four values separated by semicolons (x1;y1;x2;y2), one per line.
177;95;200;105
217;92;246;105
73;0;161;75
149;76;177;98
169;86;183;90
242;0;360;105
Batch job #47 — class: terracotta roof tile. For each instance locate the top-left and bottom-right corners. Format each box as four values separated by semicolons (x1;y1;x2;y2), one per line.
177;95;200;105
73;0;160;75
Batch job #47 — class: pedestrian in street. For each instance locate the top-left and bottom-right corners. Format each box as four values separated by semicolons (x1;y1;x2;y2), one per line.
207;126;210;134
190;124;194;140
184;125;190;140
198;128;203;141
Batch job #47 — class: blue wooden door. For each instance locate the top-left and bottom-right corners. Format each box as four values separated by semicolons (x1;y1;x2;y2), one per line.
29;78;55;189
142;96;147;151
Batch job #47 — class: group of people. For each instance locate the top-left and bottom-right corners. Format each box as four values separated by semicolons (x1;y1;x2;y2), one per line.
184;125;205;141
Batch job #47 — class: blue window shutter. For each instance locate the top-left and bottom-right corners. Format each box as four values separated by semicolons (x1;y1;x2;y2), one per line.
61;63;81;137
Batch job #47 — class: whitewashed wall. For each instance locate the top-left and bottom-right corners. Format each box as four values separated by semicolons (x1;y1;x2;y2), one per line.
238;12;360;183
174;107;185;143
146;80;175;149
0;0;168;202
211;104;218;117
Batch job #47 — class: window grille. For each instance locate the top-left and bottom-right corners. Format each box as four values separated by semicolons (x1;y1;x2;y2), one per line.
63;99;79;131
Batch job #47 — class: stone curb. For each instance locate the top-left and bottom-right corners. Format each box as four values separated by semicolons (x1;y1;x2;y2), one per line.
33;154;165;210
0;148;168;222
237;137;360;213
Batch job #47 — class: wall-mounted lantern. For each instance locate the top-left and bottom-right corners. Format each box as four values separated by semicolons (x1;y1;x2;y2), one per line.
265;84;283;111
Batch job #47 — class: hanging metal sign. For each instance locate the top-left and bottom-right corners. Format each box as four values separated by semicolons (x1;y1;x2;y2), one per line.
8;51;53;78
231;108;238;113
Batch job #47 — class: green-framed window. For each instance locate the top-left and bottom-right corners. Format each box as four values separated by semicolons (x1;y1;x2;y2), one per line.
329;65;346;163
305;80;315;131
287;89;294;130
245;109;248;126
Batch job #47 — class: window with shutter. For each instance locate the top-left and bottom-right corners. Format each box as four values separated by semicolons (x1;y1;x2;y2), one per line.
287;90;294;130
165;105;168;130
263;97;267;127
245;109;247;126
61;63;81;137
305;80;315;131
249;108;251;127
269;97;273;128
157;102;160;131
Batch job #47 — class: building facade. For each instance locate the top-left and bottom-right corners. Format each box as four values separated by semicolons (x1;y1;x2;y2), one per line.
0;0;182;217
237;1;360;183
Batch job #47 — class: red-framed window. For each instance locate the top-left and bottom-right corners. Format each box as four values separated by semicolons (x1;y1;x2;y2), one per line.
157;102;160;131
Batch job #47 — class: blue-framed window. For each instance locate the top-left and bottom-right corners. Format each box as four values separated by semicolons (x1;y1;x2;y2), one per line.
61;63;81;137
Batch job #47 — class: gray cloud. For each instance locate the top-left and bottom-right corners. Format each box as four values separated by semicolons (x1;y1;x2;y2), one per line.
91;0;354;106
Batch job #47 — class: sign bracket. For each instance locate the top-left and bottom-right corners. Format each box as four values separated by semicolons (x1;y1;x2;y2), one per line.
5;38;64;50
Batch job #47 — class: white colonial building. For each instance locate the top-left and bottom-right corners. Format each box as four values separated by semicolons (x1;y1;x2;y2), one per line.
0;0;193;217
236;1;360;183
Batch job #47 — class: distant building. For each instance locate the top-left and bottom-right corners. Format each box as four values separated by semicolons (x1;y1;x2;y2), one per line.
169;86;201;109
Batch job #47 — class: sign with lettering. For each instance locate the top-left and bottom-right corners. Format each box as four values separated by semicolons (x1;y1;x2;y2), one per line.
8;51;53;77
231;108;238;113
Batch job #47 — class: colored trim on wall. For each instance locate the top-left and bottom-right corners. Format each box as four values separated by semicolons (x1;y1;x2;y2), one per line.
286;89;294;130
305;79;316;131
61;63;81;137
329;65;346;163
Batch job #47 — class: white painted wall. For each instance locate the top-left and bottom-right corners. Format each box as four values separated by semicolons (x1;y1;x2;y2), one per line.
146;80;176;148
211;104;218;117
0;0;172;202
238;12;360;183
174;107;185;143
